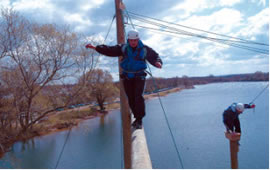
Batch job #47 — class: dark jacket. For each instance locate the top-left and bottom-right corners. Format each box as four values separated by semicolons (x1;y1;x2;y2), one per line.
223;103;252;132
96;43;162;78
223;103;252;121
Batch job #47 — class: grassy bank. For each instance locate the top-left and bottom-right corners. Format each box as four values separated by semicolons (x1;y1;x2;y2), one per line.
144;87;183;100
33;87;183;135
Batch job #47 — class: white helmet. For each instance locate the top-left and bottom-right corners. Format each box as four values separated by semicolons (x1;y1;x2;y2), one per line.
127;30;139;39
236;103;244;113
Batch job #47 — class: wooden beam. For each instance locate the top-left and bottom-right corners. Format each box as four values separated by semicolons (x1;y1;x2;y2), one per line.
131;118;152;169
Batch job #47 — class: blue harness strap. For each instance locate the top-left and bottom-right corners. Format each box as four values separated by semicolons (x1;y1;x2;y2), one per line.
120;40;147;78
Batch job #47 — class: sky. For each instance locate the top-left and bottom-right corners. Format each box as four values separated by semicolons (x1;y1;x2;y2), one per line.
0;0;269;80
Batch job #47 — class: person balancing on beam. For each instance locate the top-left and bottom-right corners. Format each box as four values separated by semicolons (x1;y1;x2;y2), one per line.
223;102;256;137
85;30;163;129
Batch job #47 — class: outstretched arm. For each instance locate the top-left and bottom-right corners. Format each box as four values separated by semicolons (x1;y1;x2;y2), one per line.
244;103;256;109
86;44;123;57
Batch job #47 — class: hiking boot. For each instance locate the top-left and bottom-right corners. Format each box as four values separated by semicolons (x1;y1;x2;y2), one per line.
132;119;142;129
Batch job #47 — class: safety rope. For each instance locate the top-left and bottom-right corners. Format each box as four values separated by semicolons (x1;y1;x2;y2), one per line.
146;63;185;169
250;83;269;103
55;127;72;169
104;15;116;43
54;15;116;169
95;15;115;60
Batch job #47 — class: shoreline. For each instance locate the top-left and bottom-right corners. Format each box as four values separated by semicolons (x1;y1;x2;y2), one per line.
41;87;184;136
0;87;183;158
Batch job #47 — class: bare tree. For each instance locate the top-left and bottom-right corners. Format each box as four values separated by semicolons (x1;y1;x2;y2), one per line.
0;8;29;60
83;69;119;111
56;38;100;106
1;21;80;132
0;8;101;135
0;9;105;156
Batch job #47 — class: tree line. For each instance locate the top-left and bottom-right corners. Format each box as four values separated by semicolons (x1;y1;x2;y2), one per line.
144;71;268;93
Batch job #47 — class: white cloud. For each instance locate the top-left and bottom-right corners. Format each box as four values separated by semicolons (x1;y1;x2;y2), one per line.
9;0;105;11
63;13;92;32
219;0;242;6
0;0;10;8
0;0;268;78
171;0;214;18
143;31;167;52
197;46;226;67
175;41;199;56
170;0;242;19
160;7;244;43
182;8;243;34
252;0;267;6
259;0;266;6
240;8;269;37
139;6;246;75
80;0;105;11
64;13;85;23
12;0;52;10
4;0;106;33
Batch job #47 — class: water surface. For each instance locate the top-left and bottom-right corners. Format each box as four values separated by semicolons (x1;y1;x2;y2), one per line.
0;82;268;169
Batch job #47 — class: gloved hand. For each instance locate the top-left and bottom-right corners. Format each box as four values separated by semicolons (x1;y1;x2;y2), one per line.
249;103;256;108
85;44;96;50
155;62;162;69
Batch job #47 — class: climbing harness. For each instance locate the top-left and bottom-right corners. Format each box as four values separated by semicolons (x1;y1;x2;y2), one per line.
120;41;147;79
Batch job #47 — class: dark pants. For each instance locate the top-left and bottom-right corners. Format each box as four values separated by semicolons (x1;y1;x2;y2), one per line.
123;77;146;120
223;117;241;133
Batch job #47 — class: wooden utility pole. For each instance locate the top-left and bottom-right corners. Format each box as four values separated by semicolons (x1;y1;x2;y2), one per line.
225;132;241;169
114;0;132;168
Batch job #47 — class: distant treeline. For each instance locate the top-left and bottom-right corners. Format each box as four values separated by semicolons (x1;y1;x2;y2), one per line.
144;71;269;93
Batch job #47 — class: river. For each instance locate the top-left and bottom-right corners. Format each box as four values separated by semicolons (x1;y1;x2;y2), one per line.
0;82;268;169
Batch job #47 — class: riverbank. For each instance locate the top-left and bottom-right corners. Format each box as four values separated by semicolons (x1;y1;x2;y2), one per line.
0;87;183;158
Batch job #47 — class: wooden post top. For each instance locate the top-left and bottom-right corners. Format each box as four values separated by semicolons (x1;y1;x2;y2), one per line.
225;132;241;141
